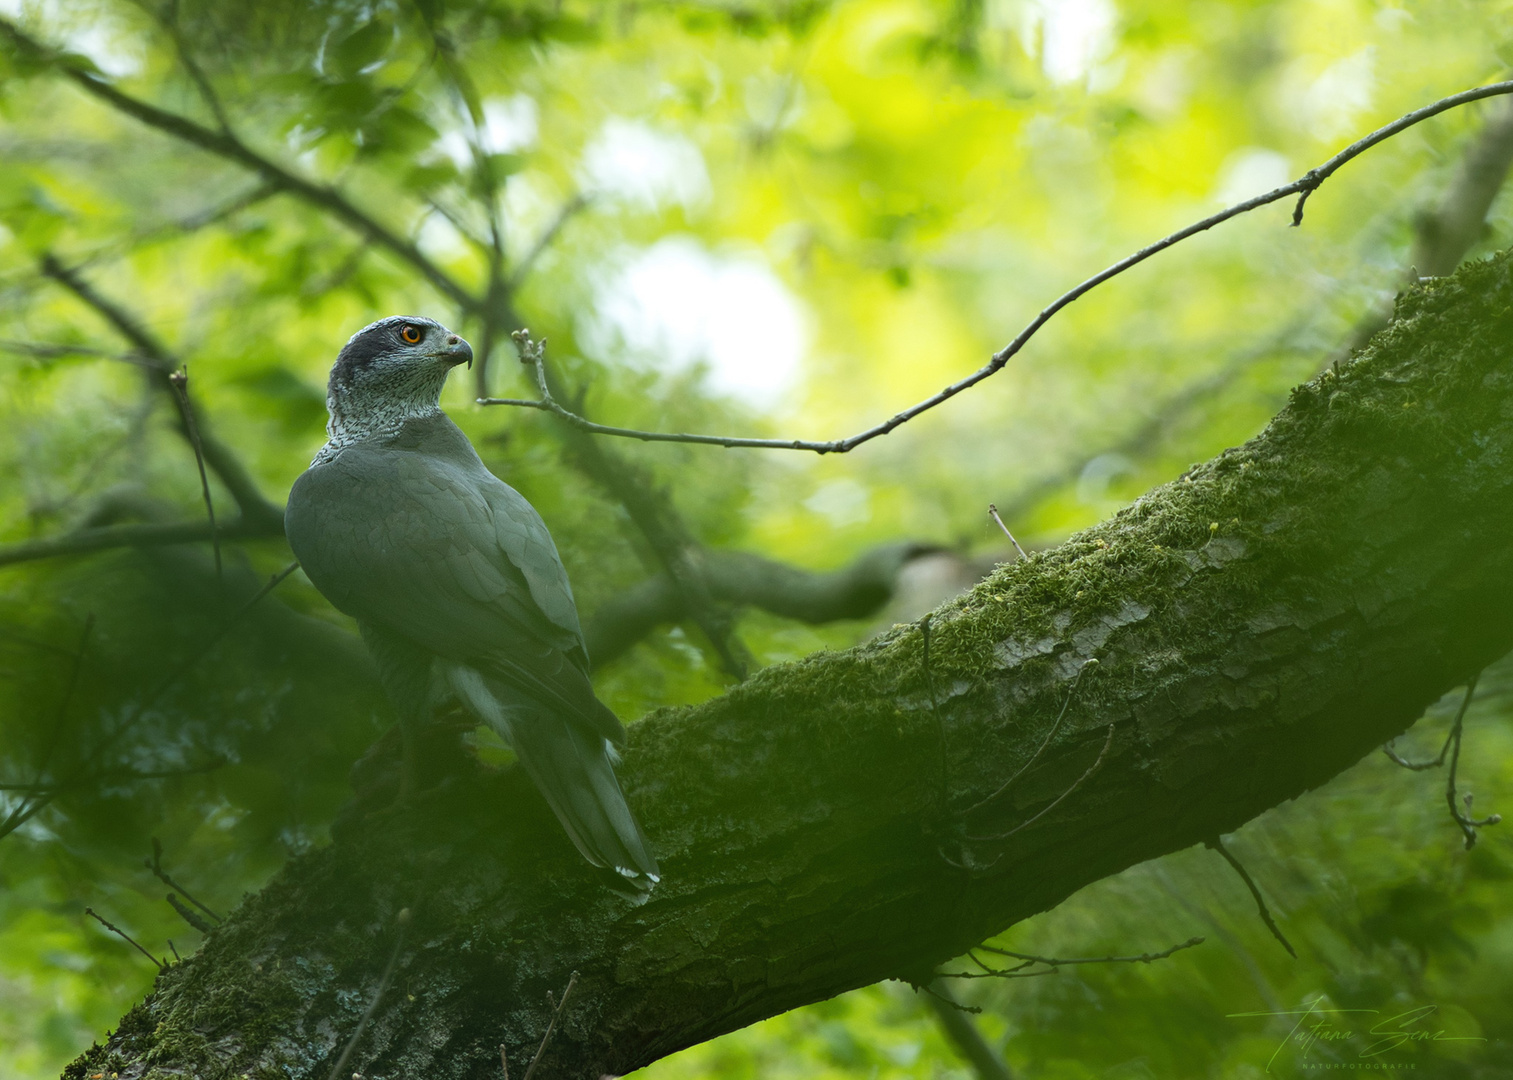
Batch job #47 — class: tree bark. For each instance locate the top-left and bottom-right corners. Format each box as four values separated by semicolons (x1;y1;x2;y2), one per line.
68;251;1513;1080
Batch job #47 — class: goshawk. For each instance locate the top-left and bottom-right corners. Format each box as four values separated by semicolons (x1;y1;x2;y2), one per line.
285;315;659;886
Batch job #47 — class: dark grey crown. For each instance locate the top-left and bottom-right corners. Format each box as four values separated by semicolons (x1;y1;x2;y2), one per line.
330;315;446;391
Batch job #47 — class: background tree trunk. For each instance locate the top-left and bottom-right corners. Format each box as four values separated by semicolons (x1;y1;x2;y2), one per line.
69;251;1513;1080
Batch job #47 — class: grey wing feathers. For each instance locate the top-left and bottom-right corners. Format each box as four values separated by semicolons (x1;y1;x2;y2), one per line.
285;434;622;745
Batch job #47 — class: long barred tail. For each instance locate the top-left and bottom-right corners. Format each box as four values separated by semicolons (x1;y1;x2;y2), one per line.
445;665;659;885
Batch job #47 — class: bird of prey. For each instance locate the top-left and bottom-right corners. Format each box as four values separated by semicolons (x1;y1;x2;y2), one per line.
284;315;659;886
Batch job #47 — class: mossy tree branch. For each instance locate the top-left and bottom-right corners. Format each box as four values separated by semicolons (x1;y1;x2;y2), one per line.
65;246;1513;1077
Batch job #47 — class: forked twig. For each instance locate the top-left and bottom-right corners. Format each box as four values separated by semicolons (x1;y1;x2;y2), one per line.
1380;674;1501;848
147;837;222;924
939;935;1203;979
523;971;578;1080
1382;675;1478;770
1444;674;1501;849
503;971;580;1080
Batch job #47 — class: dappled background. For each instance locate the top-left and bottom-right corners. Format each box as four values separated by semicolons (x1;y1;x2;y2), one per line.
1;0;1511;1076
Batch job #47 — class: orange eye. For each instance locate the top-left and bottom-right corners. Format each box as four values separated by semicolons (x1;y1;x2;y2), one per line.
401;324;422;344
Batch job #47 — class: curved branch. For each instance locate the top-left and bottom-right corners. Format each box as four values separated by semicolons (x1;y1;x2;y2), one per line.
482;80;1513;453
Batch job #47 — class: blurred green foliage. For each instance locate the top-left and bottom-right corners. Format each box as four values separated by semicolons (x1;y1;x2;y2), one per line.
0;0;1510;1076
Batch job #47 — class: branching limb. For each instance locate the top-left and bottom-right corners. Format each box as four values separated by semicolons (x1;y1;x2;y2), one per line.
0;16;478;313
1441;673;1502;849
939;936;1204;979
1000;92;1513;527
37;253;284;530
481;81;1513;453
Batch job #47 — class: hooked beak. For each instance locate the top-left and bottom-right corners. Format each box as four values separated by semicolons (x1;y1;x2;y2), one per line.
437;334;473;370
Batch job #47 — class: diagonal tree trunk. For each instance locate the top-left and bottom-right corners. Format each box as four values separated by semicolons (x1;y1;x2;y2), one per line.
68;250;1513;1080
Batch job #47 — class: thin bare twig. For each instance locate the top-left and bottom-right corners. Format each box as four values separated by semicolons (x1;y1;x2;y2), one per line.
939;935;1203;980
481;81;1513;452
325;908;411;1080
920;978;1014;1080
166;893;212;933
1441;673;1501;849
521;971;578;1080
967;720;1114;841
963;659;1099;817
1207;835;1297;958
147;836;222;923
987;504;1027;560
167;367;220;580
85;907;164;970
1383;676;1478;770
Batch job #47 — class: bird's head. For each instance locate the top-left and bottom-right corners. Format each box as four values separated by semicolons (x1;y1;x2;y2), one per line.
324;316;474;443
